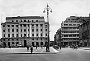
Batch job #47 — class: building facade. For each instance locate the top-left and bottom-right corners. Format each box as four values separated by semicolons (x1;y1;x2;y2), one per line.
61;16;83;47
79;15;90;47
1;16;49;47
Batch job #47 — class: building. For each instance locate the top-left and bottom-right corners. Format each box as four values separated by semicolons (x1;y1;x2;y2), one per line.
1;16;49;47
79;15;90;47
54;28;61;45
61;16;83;47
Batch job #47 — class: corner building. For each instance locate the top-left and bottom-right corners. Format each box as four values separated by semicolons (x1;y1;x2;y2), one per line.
1;16;48;47
61;16;82;47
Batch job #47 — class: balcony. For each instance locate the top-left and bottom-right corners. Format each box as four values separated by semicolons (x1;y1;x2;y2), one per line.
62;33;79;34
62;37;79;38
61;29;79;31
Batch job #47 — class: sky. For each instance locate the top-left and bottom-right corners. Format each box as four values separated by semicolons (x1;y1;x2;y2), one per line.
0;0;90;41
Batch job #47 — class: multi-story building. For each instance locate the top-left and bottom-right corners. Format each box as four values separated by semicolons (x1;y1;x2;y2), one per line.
79;15;90;47
61;16;83;47
1;16;49;47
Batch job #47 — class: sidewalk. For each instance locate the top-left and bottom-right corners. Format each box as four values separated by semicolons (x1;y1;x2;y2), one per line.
0;47;59;54
77;47;90;50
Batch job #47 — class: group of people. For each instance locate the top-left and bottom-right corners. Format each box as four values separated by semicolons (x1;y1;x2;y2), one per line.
70;44;78;49
27;46;33;53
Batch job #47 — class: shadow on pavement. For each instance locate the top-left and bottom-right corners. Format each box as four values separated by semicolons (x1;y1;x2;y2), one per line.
9;52;59;54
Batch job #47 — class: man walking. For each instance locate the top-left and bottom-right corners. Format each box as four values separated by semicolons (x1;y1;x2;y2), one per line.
30;46;33;54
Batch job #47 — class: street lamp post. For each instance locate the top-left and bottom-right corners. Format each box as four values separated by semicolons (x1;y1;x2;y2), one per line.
43;4;52;52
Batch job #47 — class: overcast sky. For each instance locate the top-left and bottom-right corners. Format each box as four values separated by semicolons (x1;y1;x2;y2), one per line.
0;0;90;41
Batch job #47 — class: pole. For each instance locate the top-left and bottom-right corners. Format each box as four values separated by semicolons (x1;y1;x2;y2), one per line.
43;4;52;52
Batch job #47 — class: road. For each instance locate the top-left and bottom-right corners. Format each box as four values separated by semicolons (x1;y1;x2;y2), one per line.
0;47;90;61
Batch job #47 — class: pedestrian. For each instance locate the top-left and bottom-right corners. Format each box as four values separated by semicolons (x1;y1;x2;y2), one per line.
60;45;61;50
36;45;37;49
30;46;33;54
27;46;29;51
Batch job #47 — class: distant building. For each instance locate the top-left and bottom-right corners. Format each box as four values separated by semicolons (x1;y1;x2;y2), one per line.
1;16;49;47
54;28;61;45
79;15;90;47
61;16;83;47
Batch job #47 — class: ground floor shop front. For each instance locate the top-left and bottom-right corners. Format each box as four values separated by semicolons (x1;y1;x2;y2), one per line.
1;37;48;47
61;41;79;47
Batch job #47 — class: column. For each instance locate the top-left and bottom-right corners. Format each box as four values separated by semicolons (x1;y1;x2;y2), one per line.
26;24;28;37
30;24;31;37
19;24;21;37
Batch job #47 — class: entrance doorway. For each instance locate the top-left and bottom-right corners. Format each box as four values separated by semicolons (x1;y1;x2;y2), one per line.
24;40;27;47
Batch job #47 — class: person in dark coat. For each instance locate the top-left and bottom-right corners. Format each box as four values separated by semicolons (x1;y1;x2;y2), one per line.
27;46;29;51
30;46;33;54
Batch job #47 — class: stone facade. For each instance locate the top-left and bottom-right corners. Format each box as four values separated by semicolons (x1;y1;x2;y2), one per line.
1;16;49;47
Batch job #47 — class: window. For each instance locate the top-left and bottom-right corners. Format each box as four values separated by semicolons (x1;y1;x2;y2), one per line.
24;24;26;27
32;38;34;40
28;29;29;31
12;34;14;37
36;24;38;27
8;34;10;37
3;30;5;32
41;33;42;36
41;38;42;40
21;34;22;37
45;25;47;28
16;20;18;22
64;35;68;37
12;20;14;22
45;29;47;31
32;29;34;32
8;29;10;32
64;24;68;26
32;24;34;28
24;29;26;32
20;25;22;27
16;42;19;44
32;34;34;36
4;34;5;37
73;24;76;26
41;29;42;31
32;24;34;26
69;24;72;26
16;34;18;37
3;25;5;27
36;34;38;36
28;20;29;22
12;42;14;44
46;33;47;36
12;29;14;32
16;29;18;32
36;20;38;22
28;24;29;27
36;29;38;32
16;25;18;27
40;24;43;27
32;20;34;22
12;25;14;27
24;34;26;37
7;25;10;27
24;20;26;22
21;20;22;22
21;29;22;32
28;34;29;37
